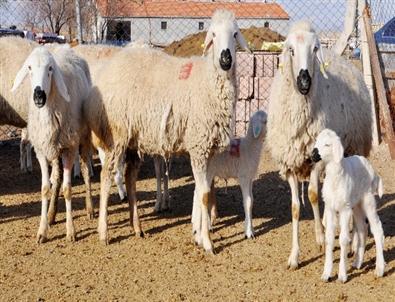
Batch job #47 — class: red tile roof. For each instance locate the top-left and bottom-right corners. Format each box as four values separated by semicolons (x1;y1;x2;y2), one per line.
97;0;289;19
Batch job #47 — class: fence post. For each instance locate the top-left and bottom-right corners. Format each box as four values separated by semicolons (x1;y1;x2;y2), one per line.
333;0;357;55
75;0;83;43
363;6;395;158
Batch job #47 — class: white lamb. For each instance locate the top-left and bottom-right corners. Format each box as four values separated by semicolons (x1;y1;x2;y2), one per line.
85;9;250;252
192;110;267;239
12;46;93;242
312;129;385;283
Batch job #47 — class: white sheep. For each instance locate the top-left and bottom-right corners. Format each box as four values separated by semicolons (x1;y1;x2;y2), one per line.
191;110;267;239
85;9;250;252
12;46;93;242
312;129;385;282
266;21;373;268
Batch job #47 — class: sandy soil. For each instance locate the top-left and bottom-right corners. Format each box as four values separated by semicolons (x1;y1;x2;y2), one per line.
0;140;394;302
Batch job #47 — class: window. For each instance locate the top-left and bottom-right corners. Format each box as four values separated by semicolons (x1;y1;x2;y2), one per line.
161;21;167;30
198;22;204;30
264;21;270;28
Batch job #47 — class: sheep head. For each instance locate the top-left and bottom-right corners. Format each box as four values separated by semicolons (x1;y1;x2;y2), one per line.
312;129;344;164
203;9;251;72
282;21;328;95
12;47;70;108
247;110;267;139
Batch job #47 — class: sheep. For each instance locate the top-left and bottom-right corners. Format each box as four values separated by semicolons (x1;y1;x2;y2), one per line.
311;129;385;282
191;110;267;239
266;20;373;269
11;46;93;242
85;9;250;252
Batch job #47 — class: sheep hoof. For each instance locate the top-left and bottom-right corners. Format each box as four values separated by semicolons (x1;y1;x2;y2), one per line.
205;248;215;255
375;264;385;278
36;234;47;244
337;275;347;283
321;274;330;282
66;233;76;243
120;196;127;203
87;212;95;220
137;231;144;238
287;259;299;270
100;238;109;245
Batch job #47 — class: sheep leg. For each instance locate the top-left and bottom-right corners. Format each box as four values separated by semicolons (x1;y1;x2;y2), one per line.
192;166;214;253
352;204;367;269
308;165;325;249
80;144;94;220
163;157;170;211
241;178;254;239
338;208;352;283
125;149;143;237
287;173;300;269
62;152;76;242
26;142;33;173
363;194;385;277
114;161;127;202
73;152;81;179
48;157;62;226
153;155;163;213
36;153;50;243
191;188;201;237
321;208;335;282
208;181;217;228
97;150;115;245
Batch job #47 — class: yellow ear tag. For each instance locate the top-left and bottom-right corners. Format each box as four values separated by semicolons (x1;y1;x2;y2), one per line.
278;62;284;74
320;62;329;79
201;43;204;48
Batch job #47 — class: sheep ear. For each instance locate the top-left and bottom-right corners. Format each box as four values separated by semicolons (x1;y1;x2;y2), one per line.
11;60;29;92
332;137;344;164
203;30;214;56
316;40;328;79
236;29;252;53
52;61;70;102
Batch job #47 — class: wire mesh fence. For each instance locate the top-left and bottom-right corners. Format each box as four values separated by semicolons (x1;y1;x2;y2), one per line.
0;0;394;139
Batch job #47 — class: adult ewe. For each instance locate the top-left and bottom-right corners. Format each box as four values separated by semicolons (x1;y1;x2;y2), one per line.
267;21;372;268
12;46;93;242
86;9;250;252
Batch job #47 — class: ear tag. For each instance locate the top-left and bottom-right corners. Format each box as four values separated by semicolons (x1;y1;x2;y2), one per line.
253;124;262;138
320;62;329;79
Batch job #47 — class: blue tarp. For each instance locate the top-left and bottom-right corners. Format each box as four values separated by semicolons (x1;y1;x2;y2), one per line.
375;16;395;44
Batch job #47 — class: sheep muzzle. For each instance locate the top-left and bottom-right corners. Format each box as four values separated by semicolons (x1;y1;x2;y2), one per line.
33;86;46;108
297;69;311;95
311;148;321;163
219;49;232;71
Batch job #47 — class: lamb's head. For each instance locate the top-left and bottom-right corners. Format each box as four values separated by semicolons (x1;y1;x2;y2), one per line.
282;21;327;95
203;9;251;72
312;129;344;164
247;110;267;139
12;47;70;108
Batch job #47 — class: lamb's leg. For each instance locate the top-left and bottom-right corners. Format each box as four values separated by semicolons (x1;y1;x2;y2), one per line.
80;143;94;220
163;157;170;211
191;188;201;237
125;149;143;237
36;153;50;243
352;204;367;269
62;152;76;242
208;181;217;228
73;152;81;179
26;142;33;173
287;173;300;269
48;157;62;226
114;162;127;202
240;178;254;239
338;208;352;283
308;165;325;249
98;150;115;244
363;194;385;277
321;208;335;282
153;155;163;213
192;164;214;253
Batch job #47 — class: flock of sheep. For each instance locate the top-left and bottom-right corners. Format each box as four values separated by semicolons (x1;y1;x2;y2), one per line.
0;9;386;283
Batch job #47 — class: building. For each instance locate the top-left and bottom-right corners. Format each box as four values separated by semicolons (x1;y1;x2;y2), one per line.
95;0;289;46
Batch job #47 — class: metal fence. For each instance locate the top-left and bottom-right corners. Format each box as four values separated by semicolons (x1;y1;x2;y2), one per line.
0;0;395;139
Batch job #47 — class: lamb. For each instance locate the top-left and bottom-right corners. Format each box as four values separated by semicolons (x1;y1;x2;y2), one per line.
85;9;250;252
11;46;93;242
312;129;385;282
191;110;267;239
266;21;373;268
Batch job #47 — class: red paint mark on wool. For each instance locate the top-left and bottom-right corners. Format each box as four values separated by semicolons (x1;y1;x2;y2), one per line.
296;34;304;42
179;62;193;80
229;138;241;157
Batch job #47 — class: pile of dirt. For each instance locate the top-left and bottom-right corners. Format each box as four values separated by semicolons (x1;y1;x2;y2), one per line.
164;26;285;57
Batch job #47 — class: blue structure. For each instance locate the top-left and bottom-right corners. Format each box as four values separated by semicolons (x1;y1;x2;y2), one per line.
374;17;395;45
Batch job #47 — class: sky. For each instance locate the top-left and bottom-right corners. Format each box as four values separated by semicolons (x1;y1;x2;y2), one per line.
0;0;394;35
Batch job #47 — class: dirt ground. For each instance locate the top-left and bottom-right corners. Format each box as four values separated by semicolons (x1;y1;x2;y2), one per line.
0;140;394;302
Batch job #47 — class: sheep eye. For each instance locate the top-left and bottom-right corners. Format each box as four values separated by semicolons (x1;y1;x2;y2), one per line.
234;32;238;38
289;48;294;56
28;66;31;70
324;144;330;147
49;66;53;71
212;32;216;38
313;46;319;52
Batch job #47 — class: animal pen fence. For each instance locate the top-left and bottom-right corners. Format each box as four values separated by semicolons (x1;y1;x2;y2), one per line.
0;0;395;155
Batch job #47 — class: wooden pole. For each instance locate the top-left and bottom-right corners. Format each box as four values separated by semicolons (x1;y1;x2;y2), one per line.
333;0;358;55
363;7;395;159
359;0;380;146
